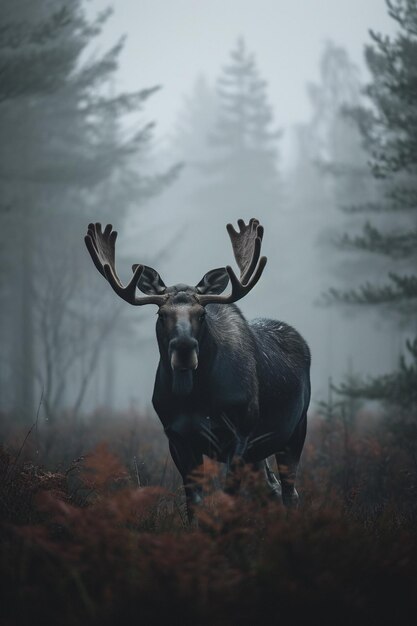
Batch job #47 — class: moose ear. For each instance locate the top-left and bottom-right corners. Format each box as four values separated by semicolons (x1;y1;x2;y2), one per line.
195;268;229;295
132;264;167;295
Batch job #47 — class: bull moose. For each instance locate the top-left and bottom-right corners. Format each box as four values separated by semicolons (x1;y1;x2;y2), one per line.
85;218;311;519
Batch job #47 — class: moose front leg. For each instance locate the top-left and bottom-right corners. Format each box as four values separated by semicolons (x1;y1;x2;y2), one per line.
222;401;259;495
164;416;204;523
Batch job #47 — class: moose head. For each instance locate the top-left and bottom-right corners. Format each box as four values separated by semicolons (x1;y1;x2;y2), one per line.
84;219;267;395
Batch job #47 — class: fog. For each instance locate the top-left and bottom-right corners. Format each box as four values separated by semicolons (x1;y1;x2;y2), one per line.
0;0;404;420
3;5;417;619
87;0;395;139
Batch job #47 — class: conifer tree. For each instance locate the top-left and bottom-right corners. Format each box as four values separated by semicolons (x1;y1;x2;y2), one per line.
206;37;281;212
326;0;417;417
171;74;218;166
0;0;177;419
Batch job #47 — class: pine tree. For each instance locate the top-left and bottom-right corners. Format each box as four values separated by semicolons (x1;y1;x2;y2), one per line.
0;0;177;419
157;40;282;321
286;43;383;399
205;37;281;213
171;74;218;167
306;41;371;207
325;0;417;417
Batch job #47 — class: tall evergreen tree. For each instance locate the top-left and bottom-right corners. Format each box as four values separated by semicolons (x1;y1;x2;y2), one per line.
171;74;218;167
325;0;417;417
0;0;177;420
205;37;281;213
306;41;370;208
156;40;282;321
286;43;382;397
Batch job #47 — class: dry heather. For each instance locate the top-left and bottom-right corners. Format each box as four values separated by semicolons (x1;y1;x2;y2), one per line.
1;410;416;625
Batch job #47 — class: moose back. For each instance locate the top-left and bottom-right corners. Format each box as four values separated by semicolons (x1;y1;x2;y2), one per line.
85;218;311;519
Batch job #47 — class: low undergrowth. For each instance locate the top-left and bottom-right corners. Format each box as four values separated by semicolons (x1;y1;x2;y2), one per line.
1;410;416;625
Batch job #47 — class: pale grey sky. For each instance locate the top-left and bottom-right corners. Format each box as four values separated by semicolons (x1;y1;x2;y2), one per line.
88;0;396;139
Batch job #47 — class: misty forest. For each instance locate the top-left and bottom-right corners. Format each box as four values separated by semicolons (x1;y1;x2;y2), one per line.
1;1;417;624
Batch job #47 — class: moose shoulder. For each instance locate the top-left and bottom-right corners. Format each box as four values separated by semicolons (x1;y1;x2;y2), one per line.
85;218;311;519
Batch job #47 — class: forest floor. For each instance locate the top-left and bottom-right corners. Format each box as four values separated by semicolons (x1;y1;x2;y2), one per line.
1;409;416;626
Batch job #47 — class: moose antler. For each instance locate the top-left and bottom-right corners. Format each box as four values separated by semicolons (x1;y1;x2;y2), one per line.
197;218;267;306
227;218;264;284
84;223;168;306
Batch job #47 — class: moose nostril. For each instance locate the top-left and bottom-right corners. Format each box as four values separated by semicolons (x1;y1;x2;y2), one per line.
169;336;199;372
170;337;198;353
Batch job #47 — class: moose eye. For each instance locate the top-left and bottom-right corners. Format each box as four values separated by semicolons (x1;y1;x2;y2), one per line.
199;312;206;322
158;312;165;323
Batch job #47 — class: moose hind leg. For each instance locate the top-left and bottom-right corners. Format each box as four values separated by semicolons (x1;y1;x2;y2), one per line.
275;413;307;507
263;458;282;500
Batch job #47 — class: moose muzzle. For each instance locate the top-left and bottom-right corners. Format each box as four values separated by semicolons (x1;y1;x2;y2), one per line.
169;337;199;371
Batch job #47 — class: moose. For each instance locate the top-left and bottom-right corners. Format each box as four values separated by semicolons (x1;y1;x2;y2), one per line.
85;218;311;519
